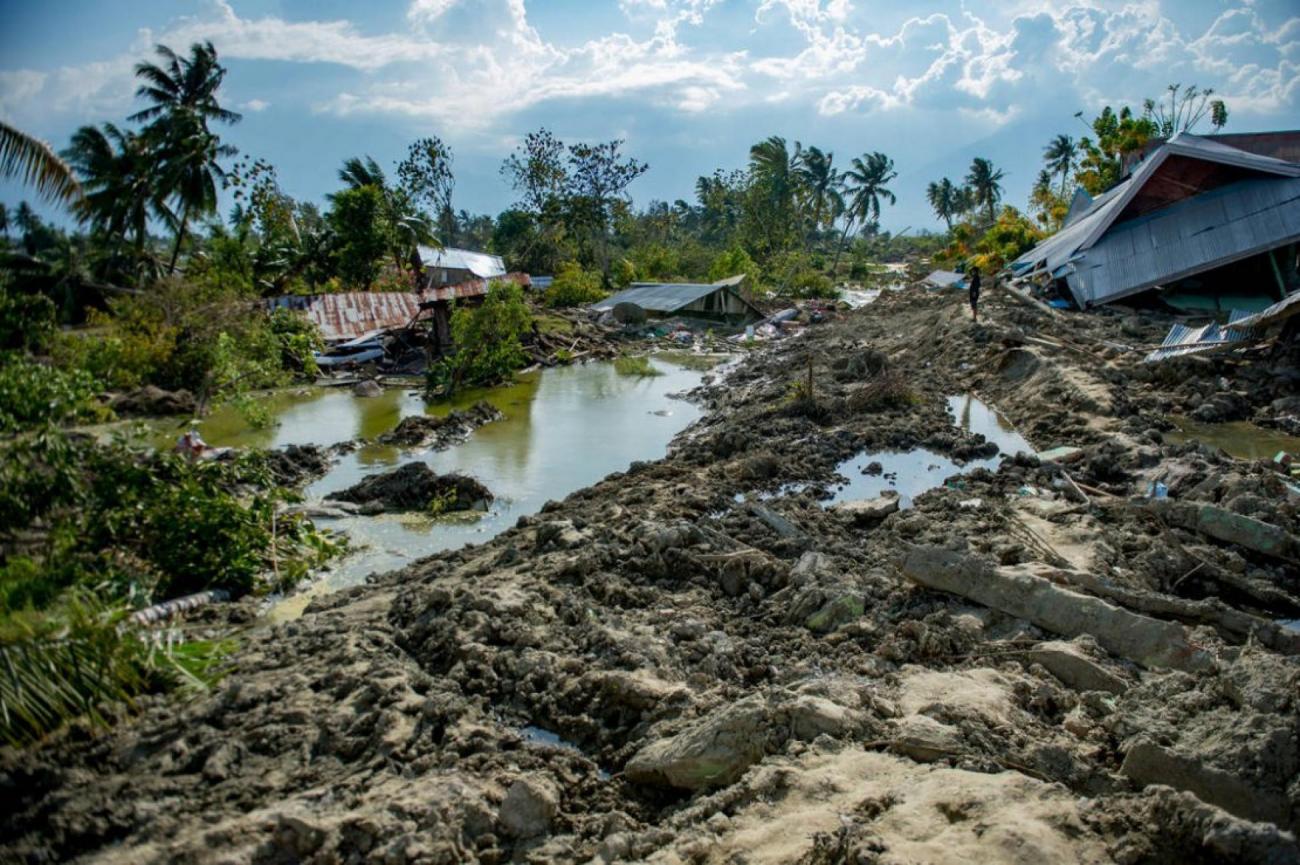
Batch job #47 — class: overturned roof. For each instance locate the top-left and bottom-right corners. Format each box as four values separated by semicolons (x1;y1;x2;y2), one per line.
1011;132;1300;308
1145;309;1256;363
416;246;506;280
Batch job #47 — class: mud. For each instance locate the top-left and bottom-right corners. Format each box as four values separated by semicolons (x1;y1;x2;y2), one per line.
327;463;493;514
3;286;1300;864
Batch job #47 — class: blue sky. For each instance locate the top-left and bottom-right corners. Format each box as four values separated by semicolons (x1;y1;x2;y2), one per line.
2;0;1299;232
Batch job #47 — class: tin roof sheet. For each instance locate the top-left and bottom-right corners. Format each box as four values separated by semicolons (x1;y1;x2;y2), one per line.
1144;309;1256;362
416;246;506;279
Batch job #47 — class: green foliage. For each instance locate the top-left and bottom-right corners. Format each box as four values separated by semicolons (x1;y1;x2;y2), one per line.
0;589;229;745
613;354;661;377
433;280;533;394
0;285;58;353
0;431;344;605
545;261;607;308
328;185;387;289
969;206;1044;273
0;354;105;433
267;307;322;376
707;245;760;287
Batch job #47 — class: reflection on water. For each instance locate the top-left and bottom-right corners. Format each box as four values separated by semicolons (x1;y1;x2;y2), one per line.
214;357;712;602
822;395;1032;509
1165;417;1300;462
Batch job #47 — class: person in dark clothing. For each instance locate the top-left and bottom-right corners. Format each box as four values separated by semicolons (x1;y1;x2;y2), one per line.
968;266;981;322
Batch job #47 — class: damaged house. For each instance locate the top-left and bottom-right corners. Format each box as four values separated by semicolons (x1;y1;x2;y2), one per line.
1009;132;1300;312
591;276;763;326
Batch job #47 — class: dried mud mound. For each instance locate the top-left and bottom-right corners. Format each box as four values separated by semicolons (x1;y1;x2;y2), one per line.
3;286;1299;864
327;462;492;513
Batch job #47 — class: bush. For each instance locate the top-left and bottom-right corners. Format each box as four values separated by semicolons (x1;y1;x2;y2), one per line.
433;280;534;393
546;261;607;308
708;245;761;288
0;285;58;353
0;355;106;433
613;355;662;377
785;270;836;299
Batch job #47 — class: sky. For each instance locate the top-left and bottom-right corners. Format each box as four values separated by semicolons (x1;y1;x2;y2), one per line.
2;0;1299;233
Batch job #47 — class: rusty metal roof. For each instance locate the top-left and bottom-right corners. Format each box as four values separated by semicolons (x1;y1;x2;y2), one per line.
268;274;531;341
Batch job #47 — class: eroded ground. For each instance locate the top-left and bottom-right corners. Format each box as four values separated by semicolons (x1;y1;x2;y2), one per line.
3;288;1299;864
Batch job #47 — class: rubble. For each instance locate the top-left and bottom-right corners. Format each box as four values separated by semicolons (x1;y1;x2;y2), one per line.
377;400;504;448
7;282;1300;864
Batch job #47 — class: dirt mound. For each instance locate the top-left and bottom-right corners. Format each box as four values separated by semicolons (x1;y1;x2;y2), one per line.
326;462;492;513
107;385;197;417
378;400;503;448
260;443;333;486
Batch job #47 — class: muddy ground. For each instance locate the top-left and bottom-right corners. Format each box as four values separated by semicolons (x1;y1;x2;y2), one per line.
3;287;1299;864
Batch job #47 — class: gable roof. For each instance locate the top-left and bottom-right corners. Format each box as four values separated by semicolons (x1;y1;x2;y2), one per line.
1010;132;1300;307
591;278;763;319
416;246;506;279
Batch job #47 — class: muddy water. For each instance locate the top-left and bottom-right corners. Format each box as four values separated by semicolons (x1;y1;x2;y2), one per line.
1165;417;1300;461
203;357;720;617
824;395;1033;509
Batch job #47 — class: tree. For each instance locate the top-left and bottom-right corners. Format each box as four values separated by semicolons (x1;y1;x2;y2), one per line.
965;157;1004;224
1042;134;1077;196
1074;106;1158;195
793;145;842;250
834;152;896;272
742;136;801;262
1145;84;1229;137
327;186;386;289
925;177;960;231
564;139;648;275
64;123;170;270
337;156;386;191
397;137;454;233
0;121;83;207
1029;169;1067;231
501;128;568;215
130;41;242;273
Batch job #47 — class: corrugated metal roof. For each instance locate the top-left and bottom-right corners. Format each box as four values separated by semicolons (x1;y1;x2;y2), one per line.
1144;309;1256;362
1011;132;1300;307
1225;290;1300;331
268;292;424;342
416;246;506;279
1067;177;1300;306
592;282;724;314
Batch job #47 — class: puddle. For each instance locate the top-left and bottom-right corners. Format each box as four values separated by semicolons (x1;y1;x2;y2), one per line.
821;395;1032;509
521;725;610;779
1165;417;1300;462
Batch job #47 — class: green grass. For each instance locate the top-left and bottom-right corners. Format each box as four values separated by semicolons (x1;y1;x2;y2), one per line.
614;355;662;377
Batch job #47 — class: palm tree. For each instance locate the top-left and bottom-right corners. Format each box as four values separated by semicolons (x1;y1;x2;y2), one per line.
793;145;842;250
747;136;802;258
834;151;896;272
64;124;172;266
965;157;1004;224
1043;134;1077;196
129;41;241;127
925;177;960;231
130;41;242;273
0;120;83;206
337;156;387;191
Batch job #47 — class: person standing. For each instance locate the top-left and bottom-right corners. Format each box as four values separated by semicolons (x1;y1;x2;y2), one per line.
968;266;982;322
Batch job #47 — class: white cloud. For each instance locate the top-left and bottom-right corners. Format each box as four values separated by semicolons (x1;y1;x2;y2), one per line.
242;98;269;111
0;0;1296;134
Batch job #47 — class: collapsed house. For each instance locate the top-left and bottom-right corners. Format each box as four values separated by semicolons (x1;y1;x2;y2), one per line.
1009;132;1300;311
267;267;531;369
591;275;763;326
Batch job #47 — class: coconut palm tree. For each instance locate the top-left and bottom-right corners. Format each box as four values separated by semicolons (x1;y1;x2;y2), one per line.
337;156;388;192
0;120;83;206
793;145;842;249
1043;134;1077;196
925;177;960;231
130;41;242;273
64;123;172;267
965;157;1004;224
834;151;896;272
